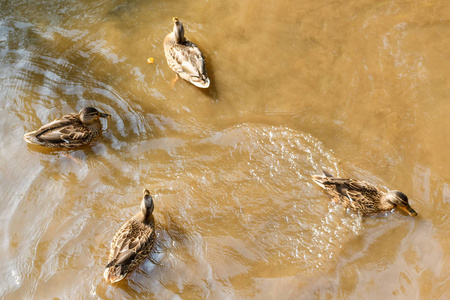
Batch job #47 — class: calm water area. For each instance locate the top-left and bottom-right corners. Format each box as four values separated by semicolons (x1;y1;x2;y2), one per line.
0;0;449;299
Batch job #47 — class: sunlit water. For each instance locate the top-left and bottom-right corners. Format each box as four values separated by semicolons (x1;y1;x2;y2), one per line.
0;0;448;299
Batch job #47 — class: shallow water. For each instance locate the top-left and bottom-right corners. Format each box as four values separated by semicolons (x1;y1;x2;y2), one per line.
0;0;449;299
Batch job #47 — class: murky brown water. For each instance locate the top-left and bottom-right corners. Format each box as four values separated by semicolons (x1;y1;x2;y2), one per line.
0;0;449;299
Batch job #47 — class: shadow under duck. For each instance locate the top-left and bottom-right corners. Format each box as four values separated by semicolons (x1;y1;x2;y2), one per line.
104;189;156;283
312;170;417;216
23;107;109;149
163;17;210;88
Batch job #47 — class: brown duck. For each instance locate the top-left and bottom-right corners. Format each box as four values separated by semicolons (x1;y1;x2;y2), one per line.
311;170;417;216
163;17;210;88
104;189;156;283
23;107;109;149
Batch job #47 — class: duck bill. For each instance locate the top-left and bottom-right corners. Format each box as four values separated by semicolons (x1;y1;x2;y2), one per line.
399;205;417;216
100;113;110;118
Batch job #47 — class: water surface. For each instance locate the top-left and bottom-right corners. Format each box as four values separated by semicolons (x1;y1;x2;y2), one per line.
0;0;448;299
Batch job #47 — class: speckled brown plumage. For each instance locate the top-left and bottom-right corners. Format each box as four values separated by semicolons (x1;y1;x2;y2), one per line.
23;107;109;149
104;189;156;283
163;17;210;88
311;170;417;216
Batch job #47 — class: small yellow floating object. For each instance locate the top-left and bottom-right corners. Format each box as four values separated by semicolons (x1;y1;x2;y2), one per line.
147;57;154;64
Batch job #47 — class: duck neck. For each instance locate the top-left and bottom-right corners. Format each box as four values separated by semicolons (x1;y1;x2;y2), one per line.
380;193;396;211
174;23;185;44
141;199;154;222
86;120;101;135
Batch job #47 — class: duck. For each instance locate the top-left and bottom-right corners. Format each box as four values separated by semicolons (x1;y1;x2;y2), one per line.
163;17;210;88
311;170;417;216
104;189;156;283
23;107;110;149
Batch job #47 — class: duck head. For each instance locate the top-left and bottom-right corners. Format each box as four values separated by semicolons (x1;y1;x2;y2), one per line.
386;191;417;216
79;107;110;124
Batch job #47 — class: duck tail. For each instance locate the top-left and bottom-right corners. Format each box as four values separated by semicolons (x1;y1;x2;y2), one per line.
311;175;327;189
311;170;334;189
23;131;40;145
104;265;125;283
190;76;210;88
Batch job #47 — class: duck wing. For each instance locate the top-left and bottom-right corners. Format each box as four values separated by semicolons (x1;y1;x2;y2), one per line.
33;114;92;144
169;41;207;79
315;172;379;203
312;171;384;214
105;220;155;282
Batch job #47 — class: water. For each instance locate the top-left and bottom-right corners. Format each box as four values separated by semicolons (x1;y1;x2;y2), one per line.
0;0;449;299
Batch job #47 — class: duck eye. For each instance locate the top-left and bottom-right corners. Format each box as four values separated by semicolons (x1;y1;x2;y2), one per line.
397;199;407;207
